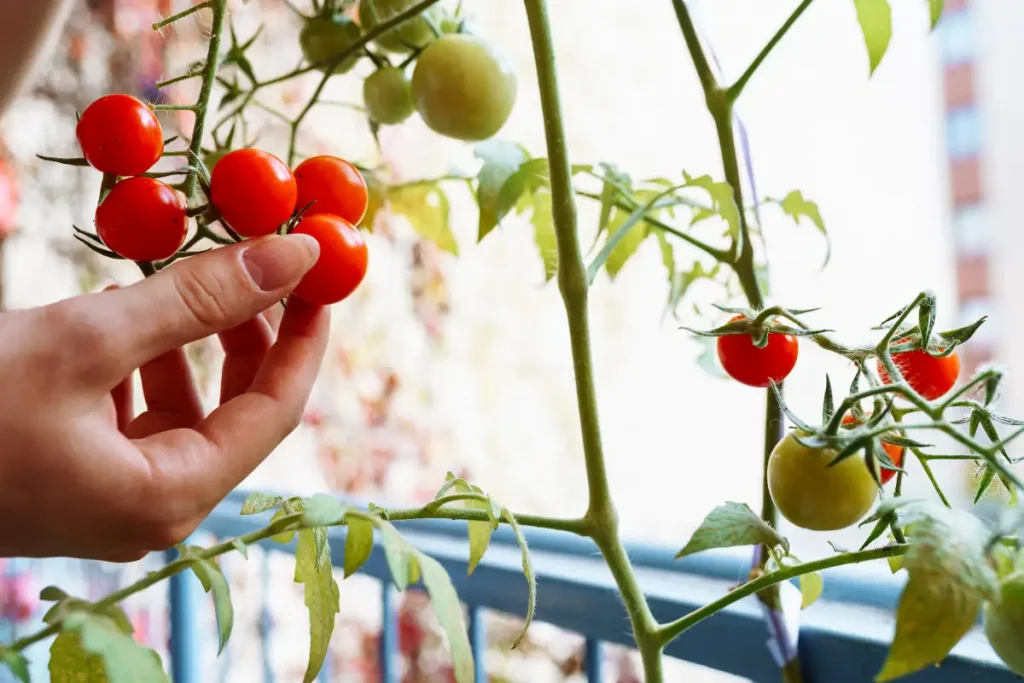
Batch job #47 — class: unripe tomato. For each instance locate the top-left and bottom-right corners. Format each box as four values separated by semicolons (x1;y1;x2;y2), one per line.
841;413;903;485
291;215;368;306
985;571;1024;676
411;35;517;141
76;94;164;176
300;15;362;74
358;0;441;54
294;155;369;225
203;148;229;172
767;433;878;531
716;316;799;388
363;67;415;124
877;344;960;401
95;177;187;261
210;149;297;237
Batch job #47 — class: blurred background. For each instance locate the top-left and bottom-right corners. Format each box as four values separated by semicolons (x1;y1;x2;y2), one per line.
0;0;1018;681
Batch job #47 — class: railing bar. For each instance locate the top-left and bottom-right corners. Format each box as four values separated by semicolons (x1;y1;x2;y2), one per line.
380;581;398;683
261;550;273;683
468;606;487;683
585;638;603;683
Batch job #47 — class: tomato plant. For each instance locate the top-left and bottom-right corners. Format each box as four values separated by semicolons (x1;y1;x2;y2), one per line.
877;343;960;400
294;155;369;225
359;0;442;53
290;214;369;306
363;67;415;124
985;571;1024;676
411;34;517;141
841;413;902;485
715;316;799;388
300;15;362;74
95;177;187;262
766;432;878;531
210;149;297;237
76;94;164;176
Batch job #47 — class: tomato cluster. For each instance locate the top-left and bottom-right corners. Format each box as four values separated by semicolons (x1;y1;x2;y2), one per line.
299;1;518;141
75;95;369;306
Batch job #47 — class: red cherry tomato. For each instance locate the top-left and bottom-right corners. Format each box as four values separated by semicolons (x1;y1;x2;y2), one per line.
291;215;368;305
294;155;368;225
841;413;903;485
877;342;960;400
95;177;187;261
76;94;164;176
716;315;799;388
210;149;297;237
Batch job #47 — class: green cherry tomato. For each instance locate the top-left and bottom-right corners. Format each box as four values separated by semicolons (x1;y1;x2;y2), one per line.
300;15;363;74
363;67;415;124
358;0;441;53
411;35;517;141
985;571;1024;676
767;433;878;531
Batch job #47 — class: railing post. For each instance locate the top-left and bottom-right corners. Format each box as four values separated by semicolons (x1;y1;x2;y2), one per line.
468;606;487;683
167;547;202;683
380;582;398;683
585;638;603;683
260;550;273;683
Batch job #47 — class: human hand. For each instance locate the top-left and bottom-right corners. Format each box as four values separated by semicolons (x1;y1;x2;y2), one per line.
0;233;329;560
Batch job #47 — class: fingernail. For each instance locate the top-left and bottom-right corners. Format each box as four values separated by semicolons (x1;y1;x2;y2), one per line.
242;234;320;291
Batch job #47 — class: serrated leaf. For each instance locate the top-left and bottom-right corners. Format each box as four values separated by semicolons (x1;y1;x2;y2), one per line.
240;492;283;515
876;507;997;681
56;614;169;683
390;184;458;254
928;0;943;29
419;555;475;683
682;172;740;239
531;189;558;281
1;649;30;683
854;0;893;75
474;140;530;241
676;502;789;559
776;190;829;266
302;494;347;527
502;509;536;648
800;570;824;609
294;528;340;683
269;508;296;544
190;559;233;654
344;516;374;578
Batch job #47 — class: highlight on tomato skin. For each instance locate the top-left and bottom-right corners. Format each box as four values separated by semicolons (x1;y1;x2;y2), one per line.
841;413;903;485
294;156;369;226
877;342;960;401
210;149;297;238
290;214;368;306
76;94;164;176
94;177;187;262
716;315;799;388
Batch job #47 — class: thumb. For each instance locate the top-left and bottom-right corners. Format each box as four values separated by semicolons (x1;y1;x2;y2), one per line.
94;233;319;380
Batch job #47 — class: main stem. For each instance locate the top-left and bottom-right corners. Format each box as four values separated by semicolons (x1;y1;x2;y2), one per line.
522;0;663;679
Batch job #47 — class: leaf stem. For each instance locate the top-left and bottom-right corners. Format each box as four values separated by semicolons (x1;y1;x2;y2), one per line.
385;505;591;535
727;0;815;103
152;0;214;31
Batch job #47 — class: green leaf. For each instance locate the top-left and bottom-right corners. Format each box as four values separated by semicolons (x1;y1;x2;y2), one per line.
448;482;492;575
822;375;835;426
676;502;789;559
240;492;283;515
95;605;133;636
231;539;248;558
189;559;234;654
592;162;631;249
776;190;829;266
682;172;740;240
928;0;943;29
0;648;30;683
294;528;341;683
390;184;458;254
419;555;475;683
800;571;824;609
876;506;997;681
344;515;374;578
269;508;297;544
502;509;536;648
302;494;347;527
531;189;558;282
474;140;530;241
853;0;893;75
40;586;69;602
57;613;169;683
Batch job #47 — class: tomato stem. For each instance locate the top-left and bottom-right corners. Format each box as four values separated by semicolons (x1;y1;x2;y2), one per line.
726;0;815;103
152;0;214;31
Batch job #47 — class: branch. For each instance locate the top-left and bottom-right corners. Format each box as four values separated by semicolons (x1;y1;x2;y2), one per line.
384;504;591;535
727;0;815;102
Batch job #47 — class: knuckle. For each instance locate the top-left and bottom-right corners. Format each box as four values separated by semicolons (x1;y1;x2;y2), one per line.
173;266;233;329
41;301;119;382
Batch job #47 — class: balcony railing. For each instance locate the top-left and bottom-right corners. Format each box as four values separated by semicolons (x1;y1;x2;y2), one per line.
153;489;1019;683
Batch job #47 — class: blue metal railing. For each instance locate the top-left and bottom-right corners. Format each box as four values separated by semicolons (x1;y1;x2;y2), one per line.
165;490;1018;683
